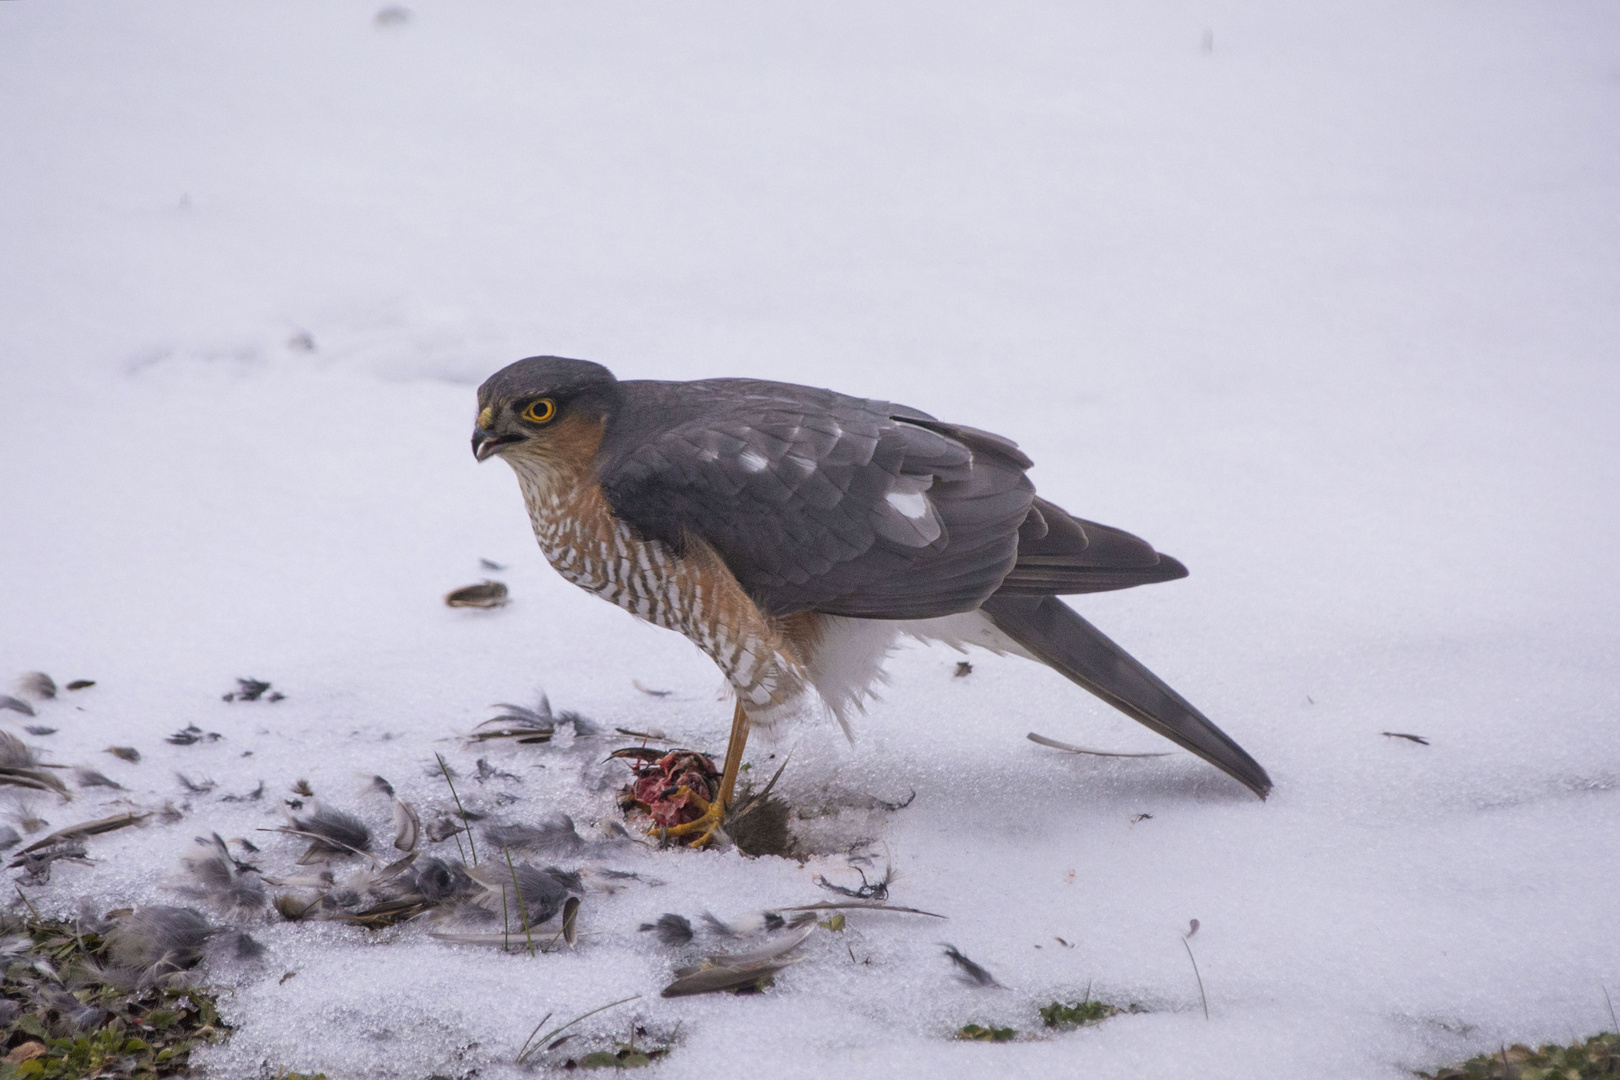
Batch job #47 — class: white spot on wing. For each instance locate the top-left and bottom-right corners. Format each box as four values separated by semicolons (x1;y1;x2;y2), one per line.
885;490;930;519
740;450;769;473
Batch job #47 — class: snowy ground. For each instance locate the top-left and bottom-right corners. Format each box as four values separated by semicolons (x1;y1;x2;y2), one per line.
3;2;1619;1077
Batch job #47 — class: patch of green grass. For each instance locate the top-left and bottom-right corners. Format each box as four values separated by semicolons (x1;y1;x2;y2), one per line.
1039;996;1146;1030
955;1024;1017;1043
0;913;228;1079
1420;1032;1618;1079
573;1043;668;1069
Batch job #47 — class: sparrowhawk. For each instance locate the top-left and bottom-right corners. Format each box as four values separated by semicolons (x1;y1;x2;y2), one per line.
473;356;1270;845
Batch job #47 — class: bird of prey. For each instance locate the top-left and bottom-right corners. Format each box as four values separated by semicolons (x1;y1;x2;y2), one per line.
473;357;1270;845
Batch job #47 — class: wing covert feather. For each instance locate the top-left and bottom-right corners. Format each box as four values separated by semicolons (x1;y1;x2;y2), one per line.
596;379;1033;619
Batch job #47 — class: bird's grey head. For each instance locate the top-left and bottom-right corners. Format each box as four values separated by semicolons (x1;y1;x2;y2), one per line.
472;356;622;466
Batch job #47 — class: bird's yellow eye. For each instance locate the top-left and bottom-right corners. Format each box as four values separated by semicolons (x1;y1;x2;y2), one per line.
521;398;556;425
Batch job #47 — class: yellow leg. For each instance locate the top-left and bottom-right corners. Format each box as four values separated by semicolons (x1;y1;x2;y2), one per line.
662;698;750;848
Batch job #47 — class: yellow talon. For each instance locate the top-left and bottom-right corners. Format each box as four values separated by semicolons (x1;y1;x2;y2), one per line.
659;796;726;848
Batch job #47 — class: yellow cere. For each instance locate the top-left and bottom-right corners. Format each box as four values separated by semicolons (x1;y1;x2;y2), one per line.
477;406;494;429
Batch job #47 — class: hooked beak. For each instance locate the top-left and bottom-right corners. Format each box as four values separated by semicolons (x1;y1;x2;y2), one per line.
472;427;524;462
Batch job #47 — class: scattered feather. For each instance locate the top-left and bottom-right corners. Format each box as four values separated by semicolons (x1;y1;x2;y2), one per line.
0;730;38;767
766;900;945;919
484;813;585;856
639;913;693;946
815;864;892;901
1026;732;1173;758
632;680;671;697
474;757;520;783
105;746;140;763
411;856;476;903
291;778;314;797
478;557;505;570
662;926;816;998
177;833;266;914
954;661;973;677
10;841;90;883
175;773;215;794
0;734;68;796
0;826;19;851
24;726;56;736
284;804;372;863
74;768;123;790
222;677;277;702
230;930;266;960
17;673;56;700
17;811;150;854
661;958;800;997
393;796;421;852
445;580;509;609
65;679;95;691
472;699;556;744
943;944;1001;987
167;723;221;745
103;906;213;982
0;695;35;717
561;895;581;947
1382;731;1431;746
467;862;580;926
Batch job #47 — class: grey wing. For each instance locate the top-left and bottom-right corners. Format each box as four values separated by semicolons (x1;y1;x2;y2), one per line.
596;379;1036;619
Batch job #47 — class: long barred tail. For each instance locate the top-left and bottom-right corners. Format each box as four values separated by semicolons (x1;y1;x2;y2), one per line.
981;594;1272;799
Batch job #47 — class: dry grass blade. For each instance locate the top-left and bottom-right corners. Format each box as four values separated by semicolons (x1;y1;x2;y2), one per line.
1027;732;1173;758
437;753;477;865
515;995;641;1064
1182;934;1209;1020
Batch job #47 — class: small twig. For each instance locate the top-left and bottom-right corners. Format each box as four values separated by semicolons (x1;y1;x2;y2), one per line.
1381;731;1430;746
503;845;535;956
437;753;477;866
1603;983;1618;1032
1181;935;1209;1020
514;994;641;1065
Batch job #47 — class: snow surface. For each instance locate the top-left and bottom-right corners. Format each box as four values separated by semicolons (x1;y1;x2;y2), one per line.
3;1;1619;1077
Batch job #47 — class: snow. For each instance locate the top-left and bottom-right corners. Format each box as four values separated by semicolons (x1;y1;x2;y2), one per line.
2;1;1619;1077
